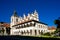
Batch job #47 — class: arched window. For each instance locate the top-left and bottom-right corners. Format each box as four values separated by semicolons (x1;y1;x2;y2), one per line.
39;25;40;28
16;18;18;22
19;25;21;28
12;19;13;22
28;22;30;27
41;25;42;28
30;22;33;26
24;23;27;27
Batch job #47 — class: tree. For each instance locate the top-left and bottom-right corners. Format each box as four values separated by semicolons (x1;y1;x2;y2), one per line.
43;32;51;36
54;17;60;31
6;27;10;35
54;17;60;36
2;28;5;35
54;20;60;28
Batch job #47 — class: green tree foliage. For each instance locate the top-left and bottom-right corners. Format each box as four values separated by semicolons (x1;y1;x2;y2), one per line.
54;17;60;28
43;32;51;36
54;17;60;36
2;28;5;34
54;20;60;25
6;27;10;35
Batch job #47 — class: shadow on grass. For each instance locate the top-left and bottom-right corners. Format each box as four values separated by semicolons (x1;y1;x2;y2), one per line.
0;35;60;40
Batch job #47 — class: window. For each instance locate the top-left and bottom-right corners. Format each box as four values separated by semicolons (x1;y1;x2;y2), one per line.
16;19;18;22
12;19;13;22
16;27;19;29
28;22;30;25
33;23;35;26
19;25;21;28
22;24;23;26
32;22;35;26
21;25;23;28
30;22;33;26
24;23;27;27
39;25;40;28
32;21;34;24
27;23;29;27
41;25;42;28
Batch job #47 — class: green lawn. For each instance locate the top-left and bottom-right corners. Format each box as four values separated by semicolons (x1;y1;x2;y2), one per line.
41;36;60;38
30;35;60;38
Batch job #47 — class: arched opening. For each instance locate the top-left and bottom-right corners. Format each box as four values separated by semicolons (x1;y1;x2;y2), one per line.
24;30;26;34
21;31;23;35
27;30;29;34
35;30;37;35
41;30;43;35
38;30;40;34
30;30;32;35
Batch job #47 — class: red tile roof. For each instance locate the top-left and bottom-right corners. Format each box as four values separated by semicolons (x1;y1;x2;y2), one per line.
0;22;10;28
48;26;56;30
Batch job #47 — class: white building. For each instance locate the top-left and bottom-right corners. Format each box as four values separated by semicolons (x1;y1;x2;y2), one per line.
10;10;48;36
0;22;10;35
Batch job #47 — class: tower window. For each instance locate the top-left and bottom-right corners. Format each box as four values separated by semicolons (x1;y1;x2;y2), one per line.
16;19;18;22
12;19;13;22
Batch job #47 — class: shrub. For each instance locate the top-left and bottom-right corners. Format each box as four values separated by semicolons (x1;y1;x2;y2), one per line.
43;32;51;36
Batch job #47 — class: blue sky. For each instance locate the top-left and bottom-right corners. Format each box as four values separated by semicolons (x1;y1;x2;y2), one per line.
0;0;60;27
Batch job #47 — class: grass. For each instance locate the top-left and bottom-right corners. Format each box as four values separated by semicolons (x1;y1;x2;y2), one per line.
29;35;60;38
40;36;60;38
0;35;60;38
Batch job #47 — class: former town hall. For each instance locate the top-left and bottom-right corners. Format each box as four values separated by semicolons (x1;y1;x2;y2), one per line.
10;10;49;36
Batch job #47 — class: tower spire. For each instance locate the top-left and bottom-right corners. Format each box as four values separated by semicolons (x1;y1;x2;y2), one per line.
34;10;37;13
13;10;18;17
23;13;26;18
